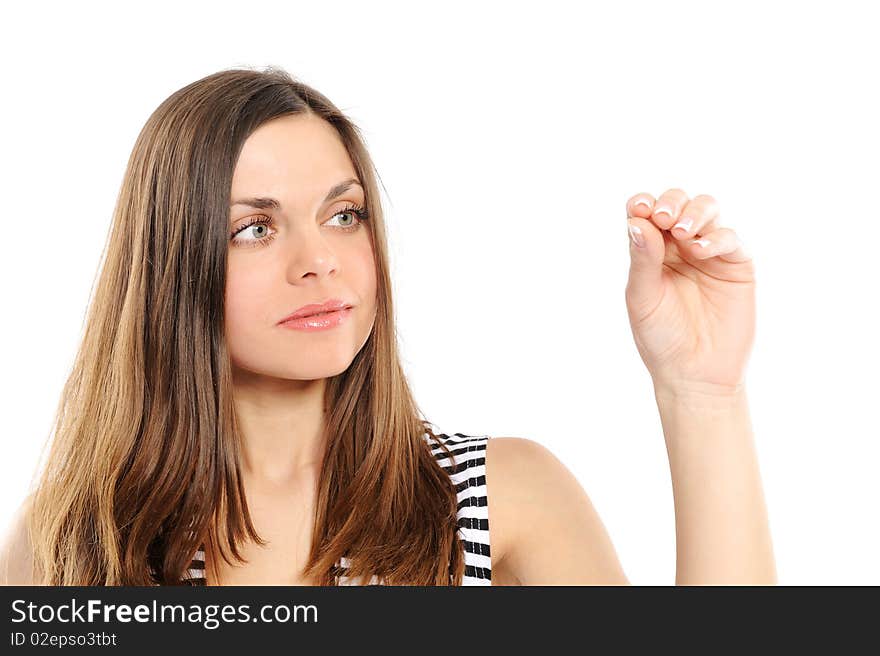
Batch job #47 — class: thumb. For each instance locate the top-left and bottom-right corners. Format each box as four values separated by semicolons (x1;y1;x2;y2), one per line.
626;216;665;314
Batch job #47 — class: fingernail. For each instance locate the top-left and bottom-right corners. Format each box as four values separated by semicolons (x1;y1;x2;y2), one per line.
692;238;711;248
634;199;652;210
672;217;694;237
653;206;672;219
628;220;645;248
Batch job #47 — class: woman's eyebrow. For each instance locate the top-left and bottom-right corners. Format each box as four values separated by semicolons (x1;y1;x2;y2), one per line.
231;178;362;210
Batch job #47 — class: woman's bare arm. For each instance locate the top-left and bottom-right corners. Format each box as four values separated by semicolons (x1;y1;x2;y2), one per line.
486;437;630;585
654;385;777;584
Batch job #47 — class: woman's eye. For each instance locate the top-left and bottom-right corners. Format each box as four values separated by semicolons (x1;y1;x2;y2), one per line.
230;218;275;246
244;224;270;238
328;209;360;227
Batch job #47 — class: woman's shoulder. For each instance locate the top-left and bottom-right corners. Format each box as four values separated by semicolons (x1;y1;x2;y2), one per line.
0;492;38;585
476;435;630;585
482;436;552;576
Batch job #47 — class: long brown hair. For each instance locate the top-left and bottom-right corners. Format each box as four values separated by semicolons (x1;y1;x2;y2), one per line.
26;66;464;585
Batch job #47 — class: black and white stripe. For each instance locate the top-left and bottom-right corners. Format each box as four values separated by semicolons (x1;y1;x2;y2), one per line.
429;431;492;585
181;429;492;586
182;548;206;585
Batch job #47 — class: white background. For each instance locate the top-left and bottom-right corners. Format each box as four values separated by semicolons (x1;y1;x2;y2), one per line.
1;0;877;585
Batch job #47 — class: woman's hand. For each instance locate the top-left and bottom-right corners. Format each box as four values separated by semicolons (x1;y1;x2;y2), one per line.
625;188;756;396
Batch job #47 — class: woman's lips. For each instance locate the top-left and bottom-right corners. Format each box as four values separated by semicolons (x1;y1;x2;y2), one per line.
277;306;353;331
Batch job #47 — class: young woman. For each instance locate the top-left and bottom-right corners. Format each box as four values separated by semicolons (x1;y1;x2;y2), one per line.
0;66;775;586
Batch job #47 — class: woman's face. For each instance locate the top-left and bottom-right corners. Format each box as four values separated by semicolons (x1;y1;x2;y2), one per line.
224;113;378;381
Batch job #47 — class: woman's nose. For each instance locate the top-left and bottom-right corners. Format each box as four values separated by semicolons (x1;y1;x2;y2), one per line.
284;224;340;280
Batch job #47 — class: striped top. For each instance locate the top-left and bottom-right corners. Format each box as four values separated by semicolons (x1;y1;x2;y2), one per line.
179;429;492;586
